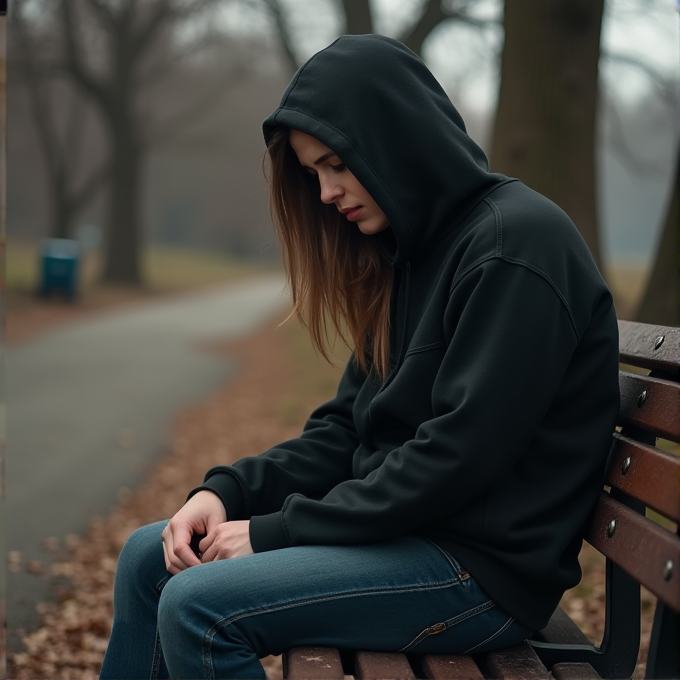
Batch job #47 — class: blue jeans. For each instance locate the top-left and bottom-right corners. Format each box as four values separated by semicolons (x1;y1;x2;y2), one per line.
100;520;531;679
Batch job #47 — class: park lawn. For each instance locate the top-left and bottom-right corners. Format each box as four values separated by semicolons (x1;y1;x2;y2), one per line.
7;240;269;296
5;240;275;344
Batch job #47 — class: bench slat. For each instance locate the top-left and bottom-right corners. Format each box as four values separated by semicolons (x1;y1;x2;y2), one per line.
551;662;602;680
484;642;549;680
619;372;680;441
285;647;344;680
586;493;680;610
420;654;484;680
606;434;680;523
618;320;680;373
354;651;415;680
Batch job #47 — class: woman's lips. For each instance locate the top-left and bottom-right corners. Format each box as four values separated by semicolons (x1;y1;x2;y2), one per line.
343;207;362;222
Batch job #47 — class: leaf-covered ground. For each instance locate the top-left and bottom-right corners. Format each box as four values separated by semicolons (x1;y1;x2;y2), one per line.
7;298;656;679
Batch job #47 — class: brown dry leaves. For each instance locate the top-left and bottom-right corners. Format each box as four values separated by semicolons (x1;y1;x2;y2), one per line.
8;306;656;678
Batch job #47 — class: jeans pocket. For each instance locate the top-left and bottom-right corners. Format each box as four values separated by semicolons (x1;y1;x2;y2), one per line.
424;541;472;584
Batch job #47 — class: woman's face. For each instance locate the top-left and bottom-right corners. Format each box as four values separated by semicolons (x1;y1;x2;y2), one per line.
288;129;390;235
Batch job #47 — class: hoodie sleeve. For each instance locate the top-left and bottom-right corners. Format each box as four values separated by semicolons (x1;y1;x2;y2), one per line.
247;258;587;552
188;354;365;523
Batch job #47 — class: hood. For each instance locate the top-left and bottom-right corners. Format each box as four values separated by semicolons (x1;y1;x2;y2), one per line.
263;34;507;267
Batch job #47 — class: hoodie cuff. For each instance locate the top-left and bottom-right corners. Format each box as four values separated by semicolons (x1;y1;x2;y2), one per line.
187;472;246;521
250;512;291;552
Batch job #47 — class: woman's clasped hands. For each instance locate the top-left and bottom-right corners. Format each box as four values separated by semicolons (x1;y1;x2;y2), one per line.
161;490;254;575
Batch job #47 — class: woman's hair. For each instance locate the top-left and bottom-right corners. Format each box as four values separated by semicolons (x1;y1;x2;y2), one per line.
267;127;394;382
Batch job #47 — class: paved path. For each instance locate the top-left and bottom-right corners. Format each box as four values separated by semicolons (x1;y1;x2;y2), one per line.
6;274;287;647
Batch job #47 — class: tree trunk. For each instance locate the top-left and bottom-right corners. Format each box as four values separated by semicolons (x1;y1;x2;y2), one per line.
340;0;373;34
635;153;679;326
101;120;142;285
100;11;143;286
490;0;605;271
399;0;449;58
50;171;72;239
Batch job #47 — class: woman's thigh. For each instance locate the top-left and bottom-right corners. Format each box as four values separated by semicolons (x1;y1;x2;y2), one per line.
157;536;530;662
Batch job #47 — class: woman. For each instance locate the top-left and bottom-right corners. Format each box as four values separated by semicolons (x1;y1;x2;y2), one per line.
101;34;619;679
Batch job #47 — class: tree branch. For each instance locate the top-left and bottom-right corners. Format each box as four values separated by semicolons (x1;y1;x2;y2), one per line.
257;0;300;73
133;0;221;58
84;0;117;29
600;86;668;175
339;0;373;34
132;0;175;58
145;62;248;148
70;159;110;213
138;33;223;88
12;10;65;186
601;50;677;104
63;82;89;176
12;4;109;236
398;0;495;57
59;0;112;111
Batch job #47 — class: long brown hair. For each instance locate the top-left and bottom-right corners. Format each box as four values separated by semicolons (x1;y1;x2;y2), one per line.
266;127;394;381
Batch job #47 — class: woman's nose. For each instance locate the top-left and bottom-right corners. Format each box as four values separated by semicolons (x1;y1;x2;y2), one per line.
319;176;342;204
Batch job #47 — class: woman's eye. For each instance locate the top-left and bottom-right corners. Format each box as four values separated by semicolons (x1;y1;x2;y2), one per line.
331;163;346;173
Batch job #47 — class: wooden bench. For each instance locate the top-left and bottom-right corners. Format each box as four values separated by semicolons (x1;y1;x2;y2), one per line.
284;320;680;679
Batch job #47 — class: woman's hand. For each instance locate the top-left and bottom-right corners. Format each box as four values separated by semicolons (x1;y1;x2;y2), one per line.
162;490;227;574
199;520;254;562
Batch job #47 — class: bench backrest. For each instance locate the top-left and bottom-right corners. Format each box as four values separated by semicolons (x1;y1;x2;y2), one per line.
530;320;680;678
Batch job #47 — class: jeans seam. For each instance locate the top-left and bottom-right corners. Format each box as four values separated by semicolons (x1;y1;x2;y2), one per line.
399;599;495;652
150;577;170;677
463;615;515;654
150;629;163;680
422;539;466;578
201;578;462;678
155;574;170;592
443;599;495;627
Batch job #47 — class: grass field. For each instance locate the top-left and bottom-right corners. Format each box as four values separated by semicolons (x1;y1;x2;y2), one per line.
6;239;648;316
6;240;272;293
605;259;650;321
5;240;277;318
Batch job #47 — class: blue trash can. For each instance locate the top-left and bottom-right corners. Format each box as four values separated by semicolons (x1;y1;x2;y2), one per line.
38;238;80;299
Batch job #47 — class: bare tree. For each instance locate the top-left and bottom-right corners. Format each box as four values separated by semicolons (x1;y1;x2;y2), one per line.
399;0;495;57
490;0;605;271
599;47;678;325
11;6;108;240
340;0;373;34
259;0;490;74
20;0;248;286
634;151;679;326
56;0;227;284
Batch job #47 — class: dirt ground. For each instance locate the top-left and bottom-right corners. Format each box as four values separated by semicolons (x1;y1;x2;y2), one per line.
7;293;657;679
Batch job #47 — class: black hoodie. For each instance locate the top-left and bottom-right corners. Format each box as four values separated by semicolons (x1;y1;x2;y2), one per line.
192;35;620;632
